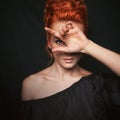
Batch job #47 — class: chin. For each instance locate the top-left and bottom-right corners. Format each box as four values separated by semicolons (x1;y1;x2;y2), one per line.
61;62;77;69
55;58;79;69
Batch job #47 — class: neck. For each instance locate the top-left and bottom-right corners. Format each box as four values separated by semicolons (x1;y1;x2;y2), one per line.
50;62;82;80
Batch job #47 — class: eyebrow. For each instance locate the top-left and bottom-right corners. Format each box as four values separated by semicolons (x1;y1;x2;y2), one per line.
53;36;59;39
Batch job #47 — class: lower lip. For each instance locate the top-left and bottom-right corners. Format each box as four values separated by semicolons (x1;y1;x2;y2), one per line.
63;59;74;63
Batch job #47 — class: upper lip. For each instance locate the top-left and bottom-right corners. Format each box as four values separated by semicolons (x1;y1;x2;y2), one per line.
62;57;74;60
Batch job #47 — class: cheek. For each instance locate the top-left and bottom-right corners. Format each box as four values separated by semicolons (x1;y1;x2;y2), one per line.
75;55;82;61
49;40;57;49
53;52;64;59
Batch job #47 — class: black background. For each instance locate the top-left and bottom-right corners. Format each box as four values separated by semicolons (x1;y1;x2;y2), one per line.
1;0;120;119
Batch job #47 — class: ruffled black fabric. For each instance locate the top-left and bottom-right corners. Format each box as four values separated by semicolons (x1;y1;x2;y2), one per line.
21;73;120;120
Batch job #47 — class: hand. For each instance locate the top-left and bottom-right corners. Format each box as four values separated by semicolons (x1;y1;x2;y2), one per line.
45;21;90;53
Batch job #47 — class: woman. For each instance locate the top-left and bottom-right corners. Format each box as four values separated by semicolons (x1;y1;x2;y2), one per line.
21;0;120;120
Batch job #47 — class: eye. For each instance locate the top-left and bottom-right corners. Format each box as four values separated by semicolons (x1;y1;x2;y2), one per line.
54;38;65;45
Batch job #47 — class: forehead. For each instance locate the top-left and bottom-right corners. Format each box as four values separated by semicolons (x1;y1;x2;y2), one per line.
51;20;84;32
51;21;67;30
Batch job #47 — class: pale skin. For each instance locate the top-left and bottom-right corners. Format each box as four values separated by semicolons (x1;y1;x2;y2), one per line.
45;21;120;76
22;21;120;101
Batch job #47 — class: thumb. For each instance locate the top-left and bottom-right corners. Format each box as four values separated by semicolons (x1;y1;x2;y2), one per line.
52;47;68;53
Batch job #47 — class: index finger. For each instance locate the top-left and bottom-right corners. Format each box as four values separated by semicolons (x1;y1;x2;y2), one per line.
44;27;61;38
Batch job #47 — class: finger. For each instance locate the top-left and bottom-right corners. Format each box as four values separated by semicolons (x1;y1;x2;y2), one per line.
60;25;68;36
44;27;60;38
66;21;76;35
59;30;64;36
60;22;74;38
66;25;72;33
52;47;68;53
67;21;74;28
62;25;68;32
67;21;79;32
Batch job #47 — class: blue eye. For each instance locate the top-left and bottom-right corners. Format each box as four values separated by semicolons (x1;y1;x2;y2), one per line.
55;39;65;45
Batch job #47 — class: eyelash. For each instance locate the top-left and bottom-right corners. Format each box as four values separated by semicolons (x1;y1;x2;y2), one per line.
55;39;65;45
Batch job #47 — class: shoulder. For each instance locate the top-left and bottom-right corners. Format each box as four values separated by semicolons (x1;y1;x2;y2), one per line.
85;72;120;90
21;70;48;101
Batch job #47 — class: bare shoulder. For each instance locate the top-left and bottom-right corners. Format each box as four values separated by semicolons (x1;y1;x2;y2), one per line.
21;70;48;101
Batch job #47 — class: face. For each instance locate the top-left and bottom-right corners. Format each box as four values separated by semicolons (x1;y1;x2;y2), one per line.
48;21;84;69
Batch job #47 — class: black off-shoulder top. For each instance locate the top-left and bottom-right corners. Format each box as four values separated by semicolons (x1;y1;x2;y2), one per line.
21;73;120;120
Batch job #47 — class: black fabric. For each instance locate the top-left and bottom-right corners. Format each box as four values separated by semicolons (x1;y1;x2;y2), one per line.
21;73;120;120
1;1;120;120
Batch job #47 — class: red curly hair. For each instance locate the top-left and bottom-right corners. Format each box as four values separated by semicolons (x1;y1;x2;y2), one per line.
43;0;88;60
44;0;88;33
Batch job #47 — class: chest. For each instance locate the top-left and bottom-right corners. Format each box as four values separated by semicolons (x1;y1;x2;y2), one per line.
31;84;106;120
33;78;80;99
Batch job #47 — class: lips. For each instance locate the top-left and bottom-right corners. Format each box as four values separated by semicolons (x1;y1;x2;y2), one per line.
63;58;74;63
